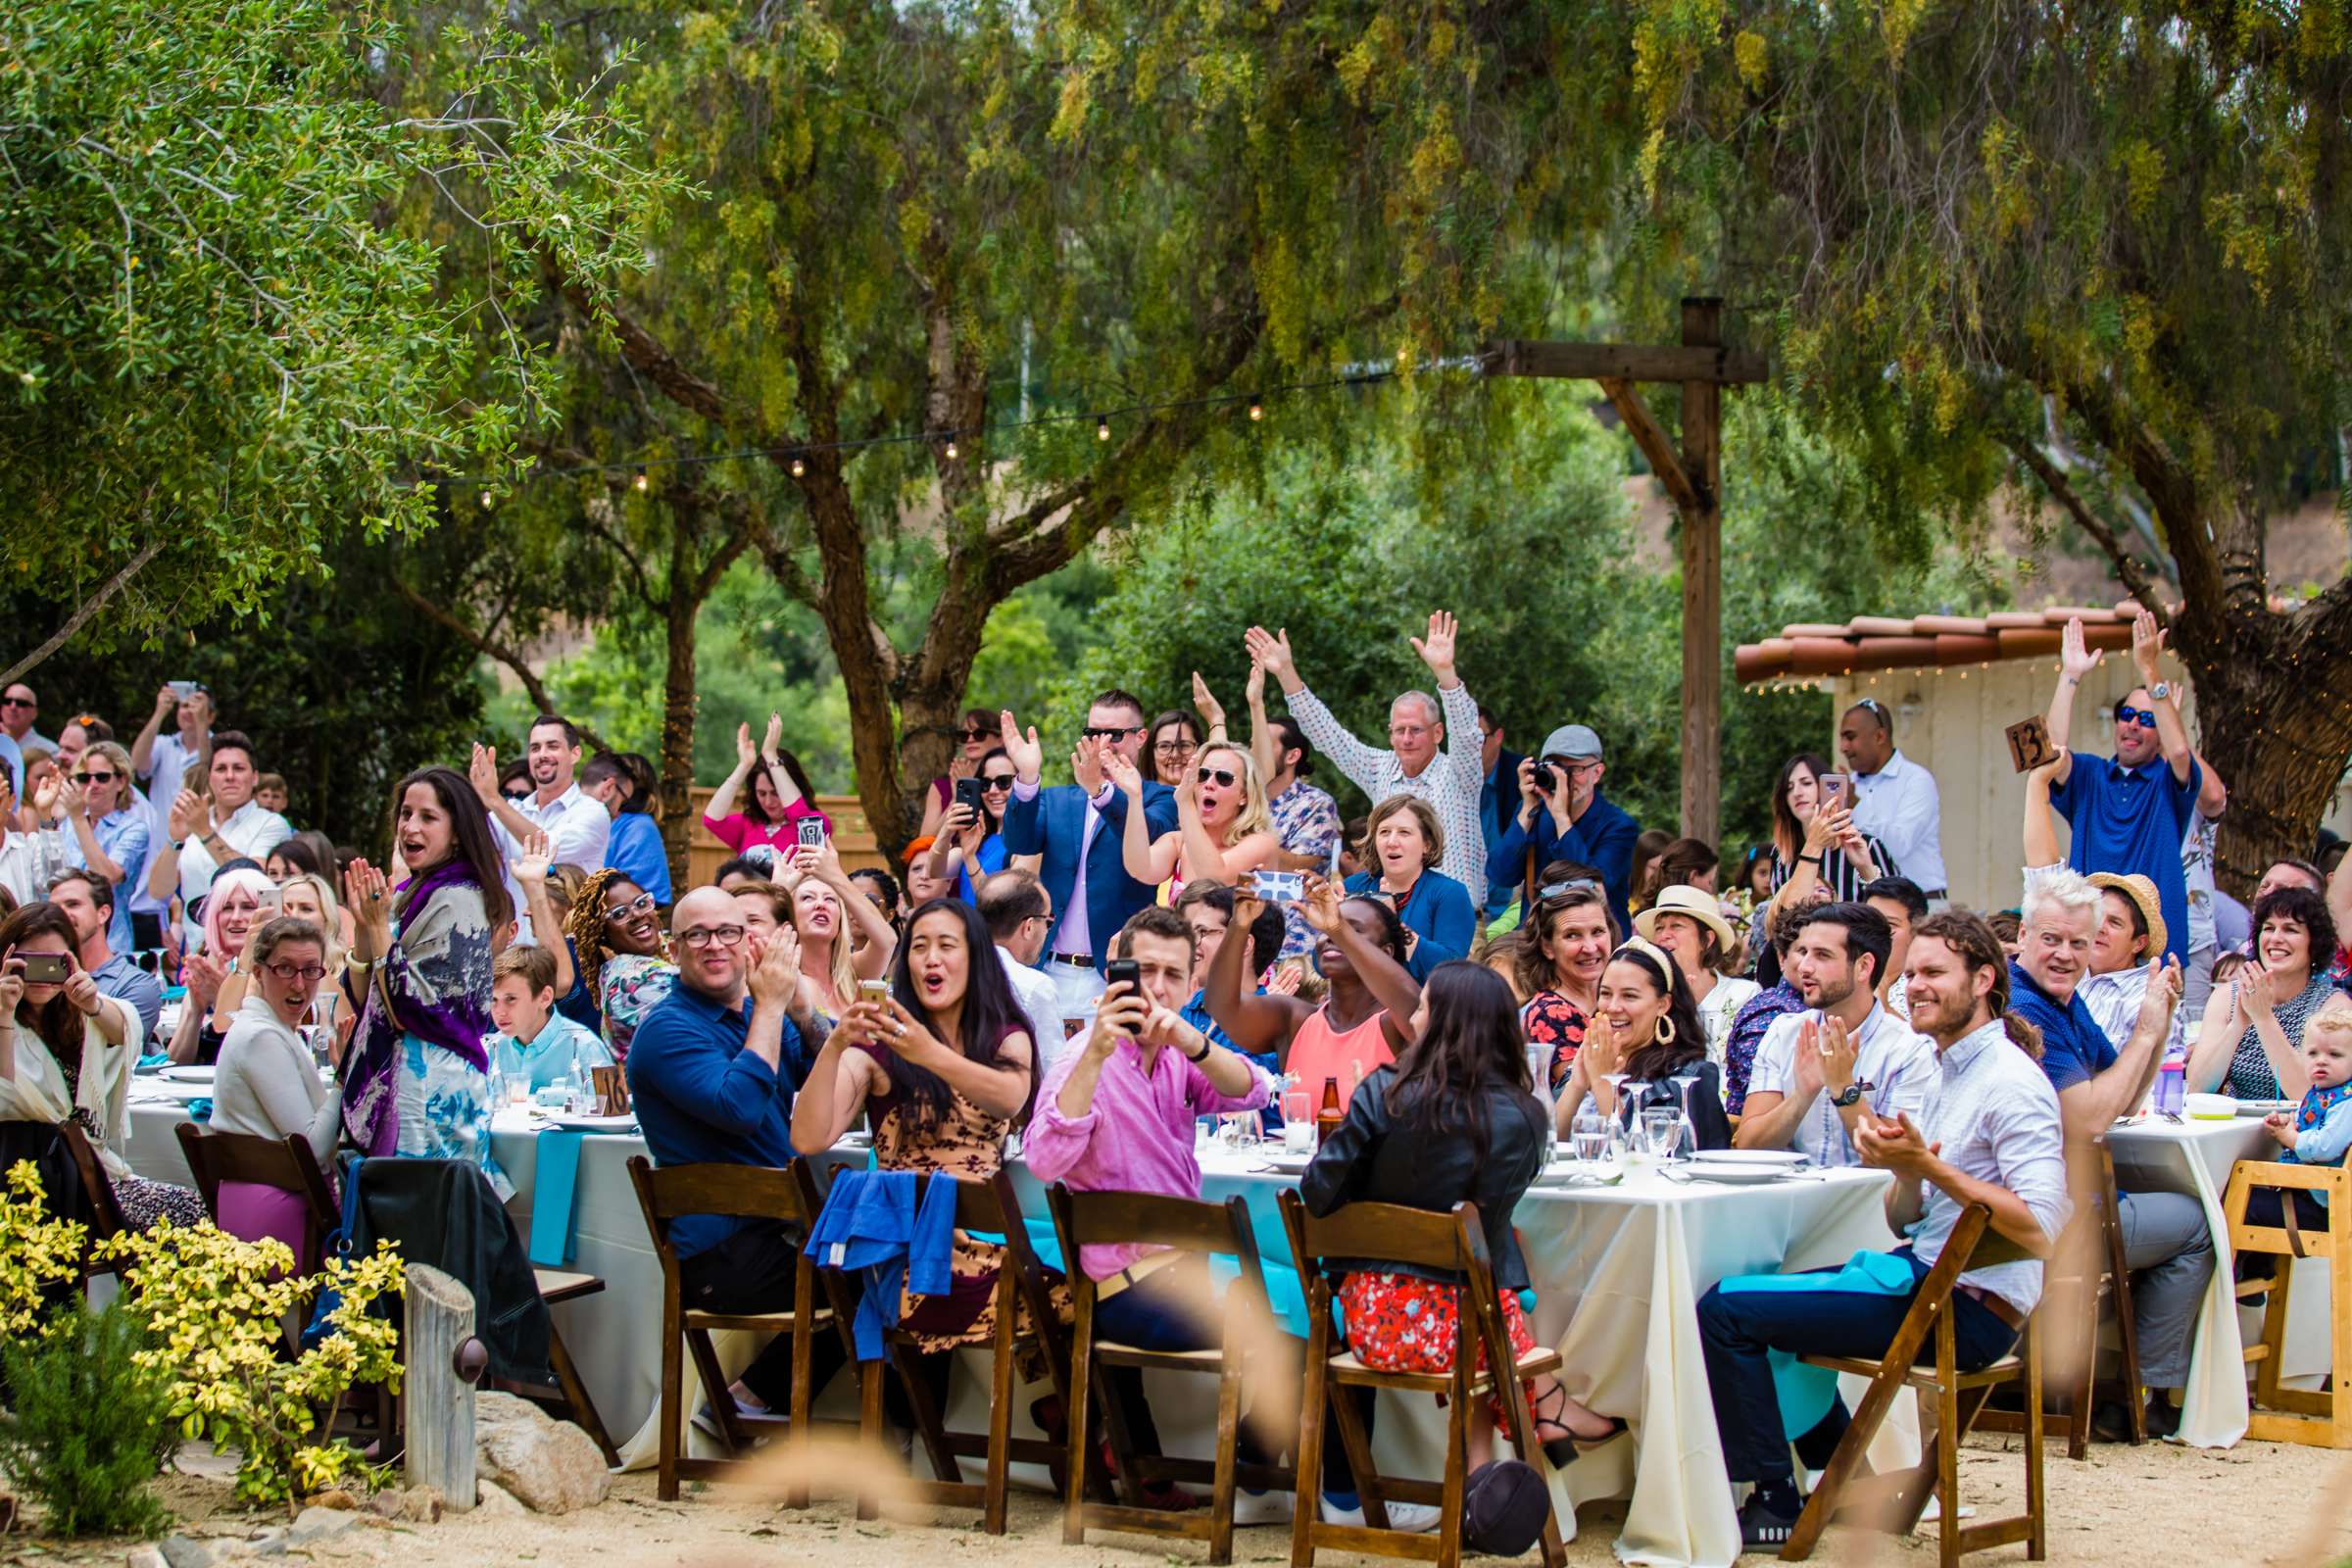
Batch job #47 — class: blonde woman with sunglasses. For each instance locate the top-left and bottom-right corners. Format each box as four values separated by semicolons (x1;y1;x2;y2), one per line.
1104;741;1279;897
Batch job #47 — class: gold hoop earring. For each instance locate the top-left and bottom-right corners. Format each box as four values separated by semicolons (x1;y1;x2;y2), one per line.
1654;1015;1677;1047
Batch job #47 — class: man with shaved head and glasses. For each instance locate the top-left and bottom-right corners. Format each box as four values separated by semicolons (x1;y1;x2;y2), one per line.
2042;612;2201;963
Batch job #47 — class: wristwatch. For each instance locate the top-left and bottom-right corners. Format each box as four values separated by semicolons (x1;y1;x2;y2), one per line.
1183;1030;1211;1064
2150;680;2173;702
1831;1084;1863;1108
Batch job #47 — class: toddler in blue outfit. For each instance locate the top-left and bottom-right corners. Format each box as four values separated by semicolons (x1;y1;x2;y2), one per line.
2243;1006;2352;1278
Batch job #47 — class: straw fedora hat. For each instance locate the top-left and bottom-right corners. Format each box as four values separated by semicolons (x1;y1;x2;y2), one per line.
1634;885;1740;956
2087;872;2168;962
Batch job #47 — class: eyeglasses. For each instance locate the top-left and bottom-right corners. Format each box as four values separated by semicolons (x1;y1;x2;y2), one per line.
1153;739;1199;756
261;960;328;982
73;771;117;784
2113;706;2157;727
1081;724;1144;741
604;892;657;920
677;924;747;949
1195;766;1238;788
981;774;1016;791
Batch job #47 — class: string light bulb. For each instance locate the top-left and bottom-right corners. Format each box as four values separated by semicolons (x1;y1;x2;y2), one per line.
479;490;493;511
1096;415;1110;441
790;455;805;477
944;436;959;461
1248;397;1263;421
634;468;649;491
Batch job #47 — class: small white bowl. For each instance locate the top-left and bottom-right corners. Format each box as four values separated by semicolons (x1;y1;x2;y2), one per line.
2182;1093;2237;1121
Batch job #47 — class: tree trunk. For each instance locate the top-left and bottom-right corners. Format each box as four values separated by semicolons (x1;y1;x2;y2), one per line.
658;506;701;893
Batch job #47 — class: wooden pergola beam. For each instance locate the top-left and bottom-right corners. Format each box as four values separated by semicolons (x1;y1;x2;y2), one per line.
1597;377;1702;514
1484;338;1768;386
1483;302;1751;845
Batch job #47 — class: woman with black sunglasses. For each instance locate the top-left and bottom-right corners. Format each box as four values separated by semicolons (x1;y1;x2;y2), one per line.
916;706;1004;841
559;867;676;1064
57;740;149;956
918;746;1021;899
1103;741;1280;899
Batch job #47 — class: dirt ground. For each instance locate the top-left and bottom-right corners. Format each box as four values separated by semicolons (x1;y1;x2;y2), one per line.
13;1433;2352;1568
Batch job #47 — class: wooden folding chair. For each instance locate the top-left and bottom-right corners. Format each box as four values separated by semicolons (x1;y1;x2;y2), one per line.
2222;1157;2352;1448
58;1121;129;1276
173;1122;340;1266
1276;1189;1567;1568
1779;1203;2046;1568
831;1168;1069;1535
1978;1137;2141;1457
626;1155;858;1502
1046;1184;1293;1564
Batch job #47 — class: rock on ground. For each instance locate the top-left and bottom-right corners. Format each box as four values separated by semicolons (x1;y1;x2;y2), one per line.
469;1392;612;1515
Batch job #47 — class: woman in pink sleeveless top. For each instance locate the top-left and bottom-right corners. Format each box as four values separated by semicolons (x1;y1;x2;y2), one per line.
1205;874;1420;1095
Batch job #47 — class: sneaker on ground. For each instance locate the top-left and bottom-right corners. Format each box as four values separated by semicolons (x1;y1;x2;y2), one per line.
1320;1497;1441;1534
1737;1494;1800;1552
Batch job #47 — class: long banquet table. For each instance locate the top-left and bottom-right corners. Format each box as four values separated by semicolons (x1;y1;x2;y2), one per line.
123;1096;1914;1567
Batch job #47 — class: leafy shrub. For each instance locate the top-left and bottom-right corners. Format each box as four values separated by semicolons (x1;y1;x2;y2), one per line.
0;1296;175;1537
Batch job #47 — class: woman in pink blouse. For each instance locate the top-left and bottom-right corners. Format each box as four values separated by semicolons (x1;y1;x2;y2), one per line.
703;713;829;856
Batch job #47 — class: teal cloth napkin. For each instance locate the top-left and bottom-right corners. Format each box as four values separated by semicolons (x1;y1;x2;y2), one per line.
528;1129;585;1267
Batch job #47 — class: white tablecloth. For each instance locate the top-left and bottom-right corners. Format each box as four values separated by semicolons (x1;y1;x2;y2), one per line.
2108;1113;2335;1447
125;1097;1900;1567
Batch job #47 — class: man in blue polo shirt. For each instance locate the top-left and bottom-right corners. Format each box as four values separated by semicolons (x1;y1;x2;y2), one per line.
2043;612;2200;962
2007;867;2207;1439
627;885;834;1429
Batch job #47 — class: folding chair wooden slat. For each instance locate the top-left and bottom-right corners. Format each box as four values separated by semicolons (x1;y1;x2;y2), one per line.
2222;1157;2352;1449
626;1155;859;1502
1047;1184;1293;1564
1277;1189;1567;1568
1779;1202;2047;1568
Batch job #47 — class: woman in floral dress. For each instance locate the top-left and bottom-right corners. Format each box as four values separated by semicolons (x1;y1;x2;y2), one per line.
791;898;1063;1386
338;766;512;1196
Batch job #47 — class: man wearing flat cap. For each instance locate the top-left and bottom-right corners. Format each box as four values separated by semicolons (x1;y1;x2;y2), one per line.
1485;723;1641;931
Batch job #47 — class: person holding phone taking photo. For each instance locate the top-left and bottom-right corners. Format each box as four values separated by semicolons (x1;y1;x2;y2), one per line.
1761;753;1897;940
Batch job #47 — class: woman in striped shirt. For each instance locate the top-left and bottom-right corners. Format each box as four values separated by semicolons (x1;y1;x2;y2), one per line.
1767;752;1898;910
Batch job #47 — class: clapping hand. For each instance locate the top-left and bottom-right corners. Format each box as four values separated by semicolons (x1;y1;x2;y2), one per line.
1244;657;1266;710
2133;955;2183;1037
762;711;785;762
514;831;553;888
748;925;800;1007
56;776;86;822
1191;670;1225;733
1101;746;1142;800
2131;607;2167;685
735;722;759;769
1855;1109;1940;1177
1243;625;1298;689
1408;610;1459;682
344;858;393;946
1580;1013;1626;1085
167;788;208;844
1000;710;1045;785
2059;616;2104;684
29;771;60;820
182;947;227;1009
468;742;501;804
2238;963;2278;1023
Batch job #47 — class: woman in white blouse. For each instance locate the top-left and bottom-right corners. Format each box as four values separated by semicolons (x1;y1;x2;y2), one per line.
208;916;339;1263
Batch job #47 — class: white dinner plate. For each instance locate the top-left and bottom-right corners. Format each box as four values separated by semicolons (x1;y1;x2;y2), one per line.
137;1080;213;1102
1691;1149;1806;1166
159;1064;216;1084
1258;1152;1315;1174
1680;1164;1789;1186
535;1112;638;1133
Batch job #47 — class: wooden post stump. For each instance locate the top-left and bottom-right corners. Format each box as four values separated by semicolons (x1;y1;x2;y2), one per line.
404;1262;482;1512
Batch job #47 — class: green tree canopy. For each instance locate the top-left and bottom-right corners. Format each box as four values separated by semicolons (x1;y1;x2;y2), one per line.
0;0;673;680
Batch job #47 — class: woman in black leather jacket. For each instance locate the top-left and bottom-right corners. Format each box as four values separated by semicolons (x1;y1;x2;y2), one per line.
1301;960;1623;1468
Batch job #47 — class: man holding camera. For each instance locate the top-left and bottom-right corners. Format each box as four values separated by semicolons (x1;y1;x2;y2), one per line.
1483;723;1641;930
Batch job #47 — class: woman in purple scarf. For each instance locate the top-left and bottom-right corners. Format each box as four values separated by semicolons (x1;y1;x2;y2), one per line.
339;765;514;1197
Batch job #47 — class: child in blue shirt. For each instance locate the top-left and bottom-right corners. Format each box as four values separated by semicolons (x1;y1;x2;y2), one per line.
2243;1008;2352;1282
489;943;613;1097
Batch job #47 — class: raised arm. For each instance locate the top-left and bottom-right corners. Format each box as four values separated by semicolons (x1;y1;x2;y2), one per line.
1246;625;1386;792
466;743;540;846
513;835;574;996
2044;617;2104;789
2022;760;2063;870
1303;875;1423;1049
704;722;760;823
758;714;806;809
1104;753;1181;885
129;687;174;779
1206;889;1312;1054
1243;657;1279;794
2126;611;2195;786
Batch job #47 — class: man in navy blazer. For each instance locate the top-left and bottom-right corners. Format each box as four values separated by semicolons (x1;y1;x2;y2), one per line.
997;689;1180;1024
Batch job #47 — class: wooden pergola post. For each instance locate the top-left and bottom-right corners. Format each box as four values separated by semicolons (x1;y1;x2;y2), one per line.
1485;299;1761;844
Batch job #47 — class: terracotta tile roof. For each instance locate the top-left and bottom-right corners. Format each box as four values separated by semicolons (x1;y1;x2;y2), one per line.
1735;601;2146;686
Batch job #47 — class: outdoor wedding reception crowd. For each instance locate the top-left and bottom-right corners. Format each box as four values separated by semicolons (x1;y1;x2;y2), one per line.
0;602;2345;1567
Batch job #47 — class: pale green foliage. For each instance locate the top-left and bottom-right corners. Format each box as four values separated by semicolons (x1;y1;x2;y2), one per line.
100;1220;406;1508
0;0;675;651
0;1158;85;1333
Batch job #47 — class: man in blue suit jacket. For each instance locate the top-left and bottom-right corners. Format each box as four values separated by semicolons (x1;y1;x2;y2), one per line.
997;690;1180;1024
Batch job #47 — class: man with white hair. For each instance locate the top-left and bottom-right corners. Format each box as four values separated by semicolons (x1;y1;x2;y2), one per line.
2006;864;2209;1441
1247;612;1489;906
